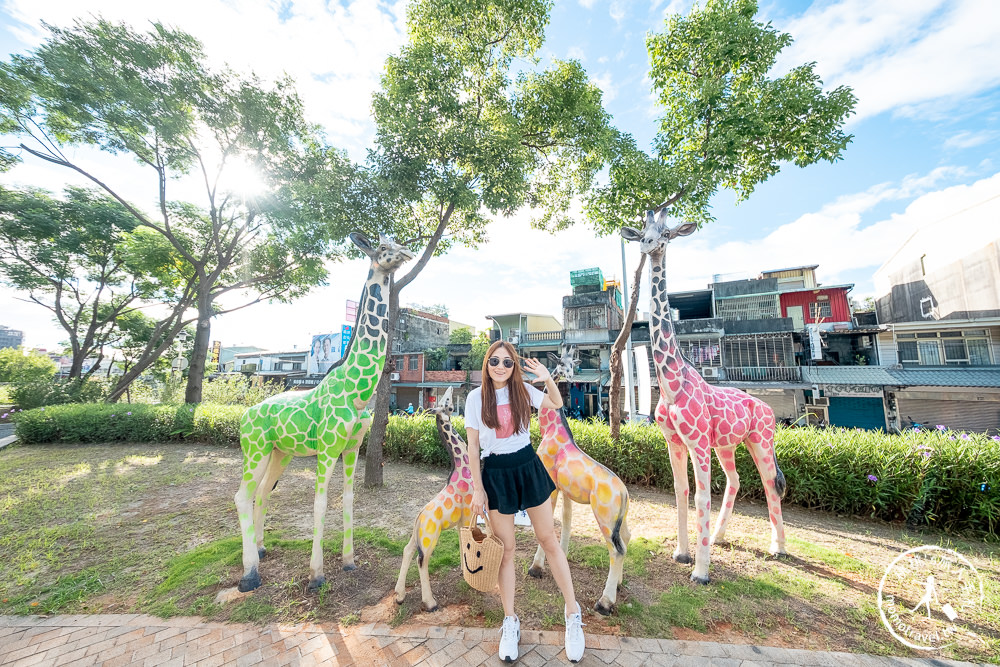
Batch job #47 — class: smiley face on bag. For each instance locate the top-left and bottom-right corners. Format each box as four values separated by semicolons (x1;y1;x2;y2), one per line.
463;539;485;574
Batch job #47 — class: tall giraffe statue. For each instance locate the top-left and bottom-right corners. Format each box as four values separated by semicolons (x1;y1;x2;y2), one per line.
528;346;631;615
235;232;414;593
622;210;786;584
394;387;475;611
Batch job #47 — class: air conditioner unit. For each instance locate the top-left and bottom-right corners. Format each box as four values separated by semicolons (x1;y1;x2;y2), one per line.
812;396;830;407
390;372;400;381
700;367;720;379
507;335;520;344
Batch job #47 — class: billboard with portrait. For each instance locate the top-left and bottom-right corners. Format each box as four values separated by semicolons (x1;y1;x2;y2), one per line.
309;333;341;375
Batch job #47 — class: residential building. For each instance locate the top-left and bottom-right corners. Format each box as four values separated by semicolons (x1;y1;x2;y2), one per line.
0;325;24;350
232;348;309;386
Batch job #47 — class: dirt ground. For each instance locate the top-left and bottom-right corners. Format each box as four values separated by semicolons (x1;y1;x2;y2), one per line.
2;442;998;663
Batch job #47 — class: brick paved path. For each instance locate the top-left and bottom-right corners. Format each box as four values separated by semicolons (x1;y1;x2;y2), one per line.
0;615;982;667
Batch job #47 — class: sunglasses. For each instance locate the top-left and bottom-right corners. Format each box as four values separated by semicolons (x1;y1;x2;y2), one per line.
488;356;516;368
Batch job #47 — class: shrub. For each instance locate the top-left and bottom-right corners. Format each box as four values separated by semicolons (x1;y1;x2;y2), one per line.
10;377;111;410
0;347;56;384
201;375;286;406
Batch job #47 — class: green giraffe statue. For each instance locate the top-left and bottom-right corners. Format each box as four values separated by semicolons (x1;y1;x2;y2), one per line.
235;232;414;593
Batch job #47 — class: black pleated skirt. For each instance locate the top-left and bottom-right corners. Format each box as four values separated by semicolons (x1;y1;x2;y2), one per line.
482;445;557;515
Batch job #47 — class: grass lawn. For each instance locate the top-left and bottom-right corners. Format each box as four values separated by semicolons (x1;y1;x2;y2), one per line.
1;441;997;664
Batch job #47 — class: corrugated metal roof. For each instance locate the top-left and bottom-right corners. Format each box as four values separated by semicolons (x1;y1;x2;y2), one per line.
802;366;1000;388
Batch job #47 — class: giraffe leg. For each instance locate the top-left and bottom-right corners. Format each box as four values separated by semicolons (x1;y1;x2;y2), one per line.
746;409;787;555
341;445;360;571
308;449;336;591
617;517;630;586
235;437;272;592
594;496;627;616
528;489;559;578
687;435;713;585
667;440;692;565
710;446;740;546
415;518;442;612
254;450;291;559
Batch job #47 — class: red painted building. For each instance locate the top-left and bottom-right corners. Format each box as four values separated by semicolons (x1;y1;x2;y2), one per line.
779;287;852;326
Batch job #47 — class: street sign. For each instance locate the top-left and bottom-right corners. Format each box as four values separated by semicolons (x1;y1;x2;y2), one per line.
341;325;353;356
171;358;189;371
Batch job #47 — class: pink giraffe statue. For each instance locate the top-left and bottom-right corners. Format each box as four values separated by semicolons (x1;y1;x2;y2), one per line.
528;346;630;614
622;209;787;584
394;387;474;611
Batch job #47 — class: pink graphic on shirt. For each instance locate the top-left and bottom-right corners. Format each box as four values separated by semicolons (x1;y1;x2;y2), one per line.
495;404;514;439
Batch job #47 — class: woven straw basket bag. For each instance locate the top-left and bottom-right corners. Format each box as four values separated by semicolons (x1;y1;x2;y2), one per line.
459;511;504;592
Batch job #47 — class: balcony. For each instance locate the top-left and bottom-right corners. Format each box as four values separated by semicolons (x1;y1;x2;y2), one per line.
724;366;802;382
521;330;564;346
564;329;614;344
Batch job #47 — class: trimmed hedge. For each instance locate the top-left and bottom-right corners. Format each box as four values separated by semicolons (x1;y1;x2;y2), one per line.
11;404;1000;537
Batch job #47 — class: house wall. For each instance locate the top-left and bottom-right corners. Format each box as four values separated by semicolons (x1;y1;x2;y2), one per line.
780;288;851;324
392;353;424;382
397;309;450;353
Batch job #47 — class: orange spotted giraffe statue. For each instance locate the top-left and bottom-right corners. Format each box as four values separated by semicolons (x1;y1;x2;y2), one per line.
622;209;787;585
394;387;474;611
528;345;630;615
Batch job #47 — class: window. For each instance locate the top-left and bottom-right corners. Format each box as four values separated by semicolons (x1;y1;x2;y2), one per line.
721;334;794;368
678;338;722;367
897;330;993;366
920;297;934;318
715;294;780;321
809;301;832;319
409;356;419;371
578;306;605;329
291;362;302;371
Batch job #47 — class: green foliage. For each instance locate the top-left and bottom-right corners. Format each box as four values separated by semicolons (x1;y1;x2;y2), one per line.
448;328;473;344
200;375;286;406
10;377;110;410
586;0;857;230
0;347;56;384
462;331;491;372
423;347;448;371
13;402;244;445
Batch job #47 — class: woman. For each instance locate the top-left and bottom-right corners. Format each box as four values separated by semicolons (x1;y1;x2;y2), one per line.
466;341;585;663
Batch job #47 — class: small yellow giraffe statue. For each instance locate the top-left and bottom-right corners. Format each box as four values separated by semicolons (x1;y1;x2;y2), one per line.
394;387;474;611
529;346;631;615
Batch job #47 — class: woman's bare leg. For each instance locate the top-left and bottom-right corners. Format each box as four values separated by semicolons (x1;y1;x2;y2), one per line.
526;501;580;615
489;510;518;617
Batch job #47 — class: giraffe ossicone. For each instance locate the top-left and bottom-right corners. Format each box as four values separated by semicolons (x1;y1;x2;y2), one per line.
234;232;413;594
530;345;631;615
394;386;476;611
622;209;787;585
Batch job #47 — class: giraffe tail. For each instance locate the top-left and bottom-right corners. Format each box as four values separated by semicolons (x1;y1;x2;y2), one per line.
610;491;629;556
773;452;787;500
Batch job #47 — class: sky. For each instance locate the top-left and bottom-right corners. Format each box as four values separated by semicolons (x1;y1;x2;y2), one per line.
1;0;999;353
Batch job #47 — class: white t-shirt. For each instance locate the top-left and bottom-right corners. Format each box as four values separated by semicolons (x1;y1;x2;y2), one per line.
464;382;545;458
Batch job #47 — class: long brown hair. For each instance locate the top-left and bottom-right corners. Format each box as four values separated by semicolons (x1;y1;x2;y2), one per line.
480;340;532;432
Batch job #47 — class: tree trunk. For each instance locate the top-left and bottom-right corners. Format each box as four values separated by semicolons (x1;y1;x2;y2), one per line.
106;317;191;402
185;293;213;404
609;253;646;441
364;288;399;488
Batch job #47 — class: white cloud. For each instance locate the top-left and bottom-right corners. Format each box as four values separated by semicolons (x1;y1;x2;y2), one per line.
609;1;627;24
944;130;999;151
773;0;1000;123
652;170;1000;302
1;0;408;159
578;0;598;9
590;71;618;102
567;46;586;61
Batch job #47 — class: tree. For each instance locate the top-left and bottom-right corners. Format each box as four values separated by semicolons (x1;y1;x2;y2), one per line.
0;19;358;403
423;347;448;371
0;347;56;384
582;0;856;438
0;186;172;380
462;331;492;373
449;327;473;345
358;0;617;486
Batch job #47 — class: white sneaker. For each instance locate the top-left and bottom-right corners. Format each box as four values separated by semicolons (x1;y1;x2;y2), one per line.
499;615;520;663
564;606;585;663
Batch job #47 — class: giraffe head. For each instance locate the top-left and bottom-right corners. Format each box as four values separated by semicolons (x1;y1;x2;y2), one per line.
430;386;455;417
620;208;697;255
548;344;579;382
349;232;415;273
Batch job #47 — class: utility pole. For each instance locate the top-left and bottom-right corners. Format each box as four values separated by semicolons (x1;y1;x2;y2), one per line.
620;238;636;422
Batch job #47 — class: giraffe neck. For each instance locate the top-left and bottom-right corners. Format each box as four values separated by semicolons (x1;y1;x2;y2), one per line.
317;265;391;408
649;247;686;400
436;413;468;469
